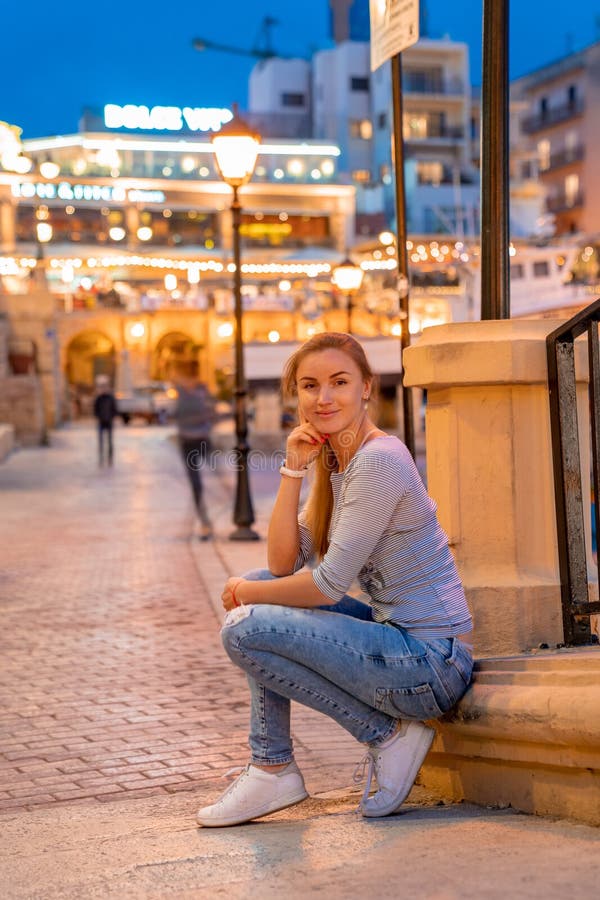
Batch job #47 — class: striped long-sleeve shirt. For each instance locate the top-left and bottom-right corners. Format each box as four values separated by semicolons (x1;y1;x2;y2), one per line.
294;435;472;640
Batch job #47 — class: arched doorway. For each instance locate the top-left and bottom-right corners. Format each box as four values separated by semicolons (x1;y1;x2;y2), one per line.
152;332;201;380
65;330;115;417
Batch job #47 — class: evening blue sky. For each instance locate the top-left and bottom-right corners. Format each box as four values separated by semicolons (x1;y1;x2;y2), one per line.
1;1;598;138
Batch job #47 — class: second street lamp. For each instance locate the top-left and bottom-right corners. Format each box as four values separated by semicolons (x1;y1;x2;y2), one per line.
212;108;261;541
331;257;364;334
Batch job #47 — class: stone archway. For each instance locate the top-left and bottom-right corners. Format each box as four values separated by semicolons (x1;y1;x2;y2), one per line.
65;330;115;417
152;331;201;381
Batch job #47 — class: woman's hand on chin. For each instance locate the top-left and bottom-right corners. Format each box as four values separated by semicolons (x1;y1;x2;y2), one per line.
285;422;329;471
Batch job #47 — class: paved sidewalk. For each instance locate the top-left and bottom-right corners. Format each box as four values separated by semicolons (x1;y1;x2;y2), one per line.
2;424;600;899
0;424;361;815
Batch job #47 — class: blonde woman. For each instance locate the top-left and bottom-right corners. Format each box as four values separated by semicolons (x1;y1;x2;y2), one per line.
197;333;473;827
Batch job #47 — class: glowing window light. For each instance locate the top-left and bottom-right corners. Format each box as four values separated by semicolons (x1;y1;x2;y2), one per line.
268;330;280;343
109;226;126;241
391;323;402;337
187;266;200;285
137;226;153;241
164;274;177;291
217;322;234;338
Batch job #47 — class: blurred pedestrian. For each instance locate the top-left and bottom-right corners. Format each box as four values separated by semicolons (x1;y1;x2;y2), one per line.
174;365;216;540
197;332;473;828
93;375;117;466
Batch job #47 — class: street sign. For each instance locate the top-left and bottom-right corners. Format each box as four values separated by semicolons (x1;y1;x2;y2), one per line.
369;0;420;71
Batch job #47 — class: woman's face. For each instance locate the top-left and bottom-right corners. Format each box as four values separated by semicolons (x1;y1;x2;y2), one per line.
295;349;370;437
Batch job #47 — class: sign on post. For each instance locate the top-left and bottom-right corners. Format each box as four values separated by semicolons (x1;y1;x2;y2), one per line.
369;0;420;71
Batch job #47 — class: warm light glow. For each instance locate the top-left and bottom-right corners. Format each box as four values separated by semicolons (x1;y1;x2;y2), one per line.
80;277;92;290
287;158;304;176
332;258;364;293
217;322;234;338
137;226;153;241
39;160;60;179
187;266;200;285
274;168;284;179
109;226;126;241
268;330;280;343
321;159;335;176
36;222;53;243
212;132;260;187
278;279;292;292
128;321;146;340
391;323;402;337
379;231;395;246
181;155;196;173
310;168;322;179
12;155;33;174
164;274;177;291
509;244;517;257
61;263;74;284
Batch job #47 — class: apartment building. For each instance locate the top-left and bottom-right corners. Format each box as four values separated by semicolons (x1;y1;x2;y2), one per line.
511;41;600;236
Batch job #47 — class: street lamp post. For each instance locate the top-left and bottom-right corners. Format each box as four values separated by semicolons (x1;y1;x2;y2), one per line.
212;108;261;541
331;257;364;334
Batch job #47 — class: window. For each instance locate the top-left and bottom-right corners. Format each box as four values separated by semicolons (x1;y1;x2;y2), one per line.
403;114;428;139
510;264;525;280
539;97;548;120
417;161;444;185
349;119;373;140
533;261;550;277
281;92;305;108
351;169;371;183
537;139;551;171
351;76;370;92
377;112;387;130
567;84;577;107
565;173;580;206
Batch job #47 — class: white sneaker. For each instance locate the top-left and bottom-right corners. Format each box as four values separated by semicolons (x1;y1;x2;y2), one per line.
196;761;309;827
358;721;435;818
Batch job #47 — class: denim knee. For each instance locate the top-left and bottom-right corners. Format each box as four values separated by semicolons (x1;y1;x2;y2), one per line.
242;568;279;582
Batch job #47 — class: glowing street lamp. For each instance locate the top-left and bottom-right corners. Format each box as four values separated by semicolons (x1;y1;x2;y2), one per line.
212;106;261;541
331;257;364;334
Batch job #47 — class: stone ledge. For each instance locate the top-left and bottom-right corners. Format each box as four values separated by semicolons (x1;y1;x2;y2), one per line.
420;647;600;826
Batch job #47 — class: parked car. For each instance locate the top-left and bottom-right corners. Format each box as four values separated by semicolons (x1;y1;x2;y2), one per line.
116;383;178;424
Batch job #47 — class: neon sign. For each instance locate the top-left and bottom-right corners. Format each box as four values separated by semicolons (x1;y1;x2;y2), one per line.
11;182;166;204
103;104;233;133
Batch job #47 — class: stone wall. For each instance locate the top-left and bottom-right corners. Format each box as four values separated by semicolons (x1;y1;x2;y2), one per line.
0;374;46;446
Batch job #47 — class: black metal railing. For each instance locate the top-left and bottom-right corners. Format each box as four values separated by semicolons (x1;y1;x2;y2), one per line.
521;99;584;134
546;190;585;213
546;298;600;645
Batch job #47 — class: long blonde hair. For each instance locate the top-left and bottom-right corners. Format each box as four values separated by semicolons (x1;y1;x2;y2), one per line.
282;332;376;559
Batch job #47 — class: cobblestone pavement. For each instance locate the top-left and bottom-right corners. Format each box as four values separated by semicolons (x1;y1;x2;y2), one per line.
0;423;359;814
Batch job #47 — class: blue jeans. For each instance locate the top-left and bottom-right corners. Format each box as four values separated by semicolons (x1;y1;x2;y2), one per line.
221;569;473;767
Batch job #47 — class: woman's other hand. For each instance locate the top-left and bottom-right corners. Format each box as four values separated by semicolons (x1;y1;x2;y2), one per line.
222;577;245;612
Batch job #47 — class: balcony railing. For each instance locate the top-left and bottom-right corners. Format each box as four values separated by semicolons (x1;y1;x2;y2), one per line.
403;75;465;95
545;144;585;171
546;298;600;645
546;190;585;213
405;124;465;141
521;99;585;134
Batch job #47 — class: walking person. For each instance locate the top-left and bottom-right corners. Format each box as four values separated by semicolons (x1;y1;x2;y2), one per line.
93;375;117;466
196;332;473;828
174;365;216;541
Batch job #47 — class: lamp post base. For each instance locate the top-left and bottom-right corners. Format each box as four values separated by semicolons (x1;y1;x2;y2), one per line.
229;525;261;542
